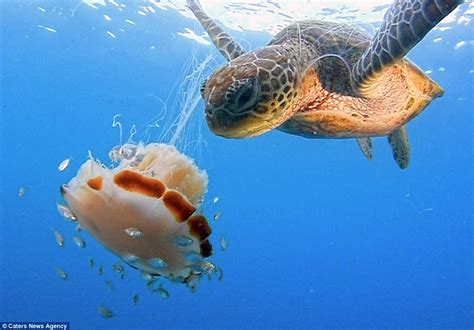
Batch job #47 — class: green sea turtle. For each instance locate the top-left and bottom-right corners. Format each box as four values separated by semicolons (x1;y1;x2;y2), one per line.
187;0;463;169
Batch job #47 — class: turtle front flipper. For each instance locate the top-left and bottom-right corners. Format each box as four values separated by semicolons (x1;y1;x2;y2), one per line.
356;138;373;160
353;0;463;91
186;0;245;61
388;126;410;169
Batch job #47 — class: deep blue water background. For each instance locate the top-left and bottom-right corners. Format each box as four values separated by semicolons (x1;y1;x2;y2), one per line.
1;1;473;329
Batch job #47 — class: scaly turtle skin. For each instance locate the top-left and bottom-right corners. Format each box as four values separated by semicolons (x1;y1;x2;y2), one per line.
187;0;462;169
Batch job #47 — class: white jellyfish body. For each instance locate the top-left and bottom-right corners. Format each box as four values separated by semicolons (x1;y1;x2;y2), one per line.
61;143;212;280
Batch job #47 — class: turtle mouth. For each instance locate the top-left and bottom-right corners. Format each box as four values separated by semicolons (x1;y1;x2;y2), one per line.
205;107;269;138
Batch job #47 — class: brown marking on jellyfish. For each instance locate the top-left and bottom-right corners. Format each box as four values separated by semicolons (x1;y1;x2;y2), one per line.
188;215;212;241
200;239;213;258
87;176;103;191
113;170;165;198
162;190;196;223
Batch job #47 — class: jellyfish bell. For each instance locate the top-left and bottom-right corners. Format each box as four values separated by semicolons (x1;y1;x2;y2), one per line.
60;143;213;281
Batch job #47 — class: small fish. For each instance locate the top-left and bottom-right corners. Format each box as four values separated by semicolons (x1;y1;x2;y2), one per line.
88;257;95;269
153;285;169;299
108;145;122;162
146;279;157;290
147;257;168;269
98;265;104;276
119;144;138;159
75;224;82;232
18;187;27;199
98;305;114;319
57;203;77;221
215;266;224;282
212;196;220;204
189;261;216;276
104;280;113;292
122;253;140;264
133;294;139;305
120;273;125;280
173;235;193;247
72;236;86;248
183;251;203;263
213;212;221;221
52;228;64;247
112;262;124;274
185;274;201;293
124;228;144;239
219;236;228;251
141;271;154;282
56;267;68;280
58;157;71;172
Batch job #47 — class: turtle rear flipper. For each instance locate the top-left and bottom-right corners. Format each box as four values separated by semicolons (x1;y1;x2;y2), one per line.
187;0;245;61
356;137;373;160
388;126;410;169
354;0;463;90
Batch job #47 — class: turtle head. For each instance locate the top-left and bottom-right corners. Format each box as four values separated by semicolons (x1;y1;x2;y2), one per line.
201;48;300;138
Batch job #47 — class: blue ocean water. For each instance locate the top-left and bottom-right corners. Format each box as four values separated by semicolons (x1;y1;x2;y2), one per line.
1;1;473;329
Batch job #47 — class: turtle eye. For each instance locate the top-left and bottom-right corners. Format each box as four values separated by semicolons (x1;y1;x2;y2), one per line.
233;77;260;112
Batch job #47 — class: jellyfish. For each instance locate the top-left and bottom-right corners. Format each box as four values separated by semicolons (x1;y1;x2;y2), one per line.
60;143;213;282
59;54;217;285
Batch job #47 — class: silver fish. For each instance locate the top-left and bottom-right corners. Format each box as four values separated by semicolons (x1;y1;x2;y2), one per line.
98;305;114;319
213;211;221;221
119;144;138;160
185;273;201;293
147;257;168;269
133;294;139;305
212;196;220;204
89;257;95;269
154;285;169;299
183;251;203;263
140;271;154;282
72;236;86;248
56;267;67;280
57;203;77;221
189;262;216;276
52;228;64;247
173;235;193;247
98;265;104;276
112;262;124;274
104;280;113;293
122;253;140;264
219;236;228;251
124;228;144;239
58;157;71;172
216;266;224;282
18;187;27;199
